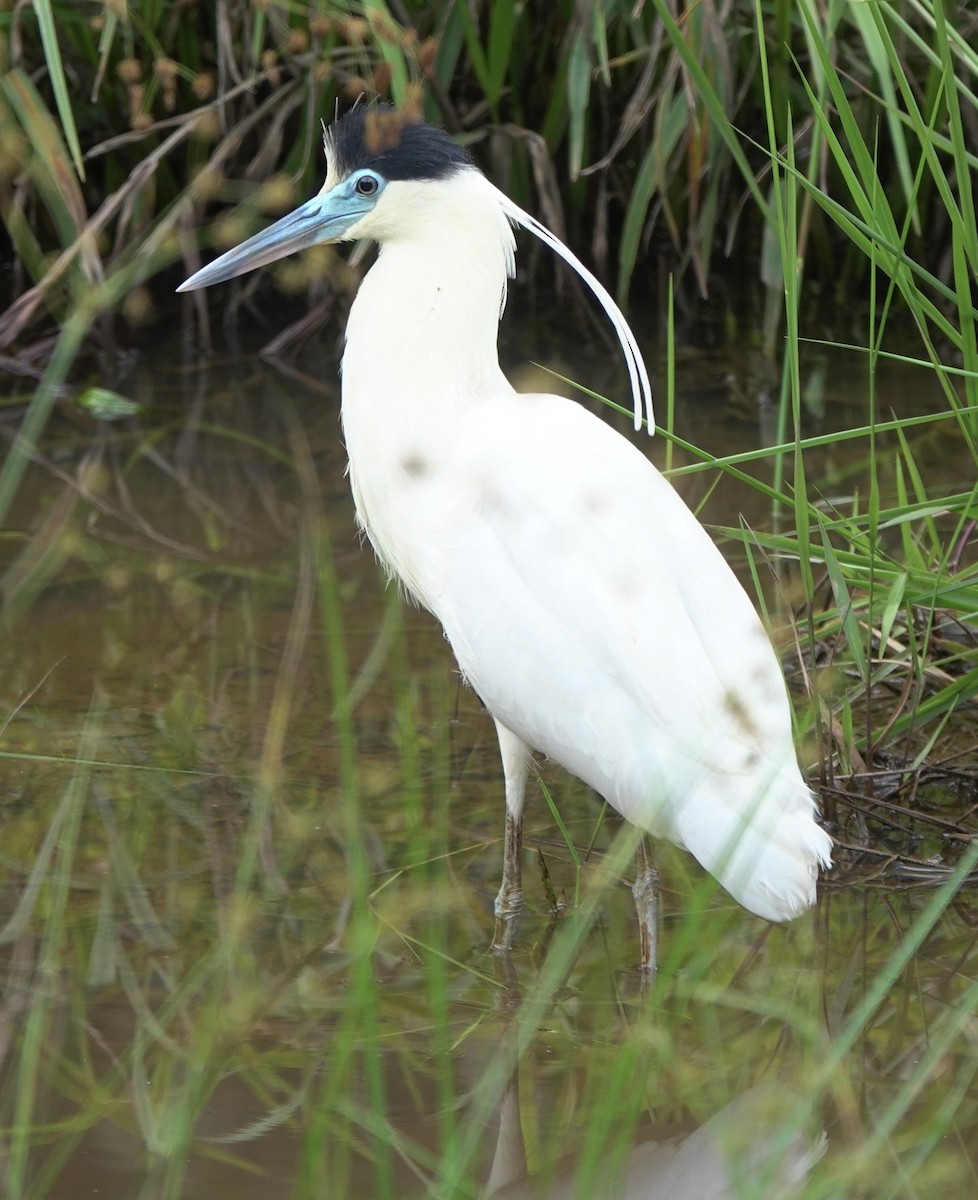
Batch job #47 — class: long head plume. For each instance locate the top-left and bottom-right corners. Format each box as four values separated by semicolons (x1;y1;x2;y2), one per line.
179;101;655;434
492;187;654;435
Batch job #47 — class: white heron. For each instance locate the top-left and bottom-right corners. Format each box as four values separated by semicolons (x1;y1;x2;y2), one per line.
179;105;832;965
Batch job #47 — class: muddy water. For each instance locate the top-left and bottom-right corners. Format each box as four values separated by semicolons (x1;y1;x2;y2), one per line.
0;322;976;1199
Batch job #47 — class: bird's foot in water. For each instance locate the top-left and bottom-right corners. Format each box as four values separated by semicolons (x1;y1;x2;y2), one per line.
632;865;660;975
491;887;523;953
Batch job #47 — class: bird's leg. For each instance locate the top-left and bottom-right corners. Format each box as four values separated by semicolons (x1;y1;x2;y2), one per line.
632;838;659;975
491;720;529;953
493;807;523;950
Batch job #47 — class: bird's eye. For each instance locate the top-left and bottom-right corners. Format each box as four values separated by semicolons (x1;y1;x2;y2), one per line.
354;174;380;197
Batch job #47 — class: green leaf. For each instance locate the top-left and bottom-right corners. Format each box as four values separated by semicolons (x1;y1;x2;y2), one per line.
76;387;143;420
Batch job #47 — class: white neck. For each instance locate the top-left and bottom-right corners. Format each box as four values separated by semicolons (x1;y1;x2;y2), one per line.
337;170;517;601
341;170;515;431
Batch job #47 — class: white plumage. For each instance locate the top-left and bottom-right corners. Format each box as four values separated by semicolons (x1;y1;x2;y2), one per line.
179;107;832;952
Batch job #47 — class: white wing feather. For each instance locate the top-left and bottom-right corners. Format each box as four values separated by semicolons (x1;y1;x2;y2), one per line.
428;395;830;919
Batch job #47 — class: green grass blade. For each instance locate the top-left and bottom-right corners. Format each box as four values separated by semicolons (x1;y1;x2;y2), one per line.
33;0;85;180
566;29;590;180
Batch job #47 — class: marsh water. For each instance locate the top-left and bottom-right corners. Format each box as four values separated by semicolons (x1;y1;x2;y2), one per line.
1;308;977;1199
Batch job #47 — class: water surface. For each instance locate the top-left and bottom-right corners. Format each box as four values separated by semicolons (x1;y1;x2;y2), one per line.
0;319;976;1198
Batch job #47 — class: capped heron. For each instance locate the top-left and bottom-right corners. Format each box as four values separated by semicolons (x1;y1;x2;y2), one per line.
179;106;832;965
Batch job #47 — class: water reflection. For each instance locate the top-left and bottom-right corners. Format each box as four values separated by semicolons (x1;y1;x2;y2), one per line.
487;1078;826;1199
0;332;976;1197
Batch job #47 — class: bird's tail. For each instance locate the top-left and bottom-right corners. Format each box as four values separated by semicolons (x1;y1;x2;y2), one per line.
673;763;833;922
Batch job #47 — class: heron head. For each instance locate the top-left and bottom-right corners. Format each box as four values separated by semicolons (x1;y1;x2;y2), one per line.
177;105;473;292
177;105;653;434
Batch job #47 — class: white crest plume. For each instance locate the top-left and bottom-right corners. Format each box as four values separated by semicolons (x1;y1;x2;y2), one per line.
492;186;654;434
